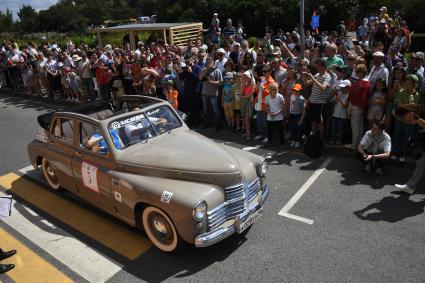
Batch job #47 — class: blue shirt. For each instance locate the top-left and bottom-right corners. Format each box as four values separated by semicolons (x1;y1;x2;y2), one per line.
109;129;123;150
91;133;109;154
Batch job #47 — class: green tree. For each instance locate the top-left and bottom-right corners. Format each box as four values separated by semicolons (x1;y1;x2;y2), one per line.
75;0;113;26
0;8;15;32
38;0;87;32
17;5;39;32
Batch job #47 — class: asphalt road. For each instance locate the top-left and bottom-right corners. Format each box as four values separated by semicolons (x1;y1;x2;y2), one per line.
0;91;424;282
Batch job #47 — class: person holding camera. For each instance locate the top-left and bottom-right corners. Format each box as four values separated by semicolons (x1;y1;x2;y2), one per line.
395;114;425;194
199;57;223;131
391;74;421;162
95;61;113;104
357;120;391;175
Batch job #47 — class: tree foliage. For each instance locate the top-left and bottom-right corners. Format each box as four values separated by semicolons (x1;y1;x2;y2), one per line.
0;0;424;35
0;8;14;32
17;5;39;33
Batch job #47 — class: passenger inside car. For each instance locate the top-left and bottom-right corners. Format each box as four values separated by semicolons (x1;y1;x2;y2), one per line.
86;133;109;154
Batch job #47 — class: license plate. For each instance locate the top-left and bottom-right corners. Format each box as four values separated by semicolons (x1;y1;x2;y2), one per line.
236;207;263;234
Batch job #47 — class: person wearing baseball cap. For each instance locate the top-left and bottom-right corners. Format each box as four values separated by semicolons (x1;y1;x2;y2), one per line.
330;79;350;145
288;83;305;148
367;51;389;88
379;7;389;20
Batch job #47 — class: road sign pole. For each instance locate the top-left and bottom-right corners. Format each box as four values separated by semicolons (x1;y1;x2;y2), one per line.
300;0;305;60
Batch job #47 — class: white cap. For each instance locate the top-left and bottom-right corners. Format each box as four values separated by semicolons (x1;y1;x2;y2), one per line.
217;48;225;54
373;51;385;57
179;62;187;68
338;80;351;88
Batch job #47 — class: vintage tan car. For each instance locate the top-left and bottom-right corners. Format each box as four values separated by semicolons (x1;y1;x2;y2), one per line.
28;96;269;252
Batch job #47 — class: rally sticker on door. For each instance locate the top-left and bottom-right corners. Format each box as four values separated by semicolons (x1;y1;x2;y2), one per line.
82;162;99;192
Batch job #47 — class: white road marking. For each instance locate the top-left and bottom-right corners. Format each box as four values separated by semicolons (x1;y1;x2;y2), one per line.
278;157;333;224
279;212;314;225
0;190;124;283
18;165;35;175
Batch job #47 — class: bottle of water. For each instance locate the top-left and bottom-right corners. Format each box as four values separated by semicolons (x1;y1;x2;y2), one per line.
409;94;415;104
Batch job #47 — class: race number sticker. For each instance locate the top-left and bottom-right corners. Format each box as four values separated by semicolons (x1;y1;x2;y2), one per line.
161;191;173;204
82;162;99;192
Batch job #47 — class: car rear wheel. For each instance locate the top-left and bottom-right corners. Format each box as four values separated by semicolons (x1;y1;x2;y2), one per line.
142;206;182;252
42;158;60;190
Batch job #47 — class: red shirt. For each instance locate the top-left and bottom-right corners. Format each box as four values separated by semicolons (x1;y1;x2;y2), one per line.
96;68;112;85
348;79;371;112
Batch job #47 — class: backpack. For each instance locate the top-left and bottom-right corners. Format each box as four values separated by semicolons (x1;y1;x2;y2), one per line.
304;134;323;158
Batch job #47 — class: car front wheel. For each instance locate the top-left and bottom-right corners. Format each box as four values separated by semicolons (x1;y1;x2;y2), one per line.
142;206;182;252
42;158;60;190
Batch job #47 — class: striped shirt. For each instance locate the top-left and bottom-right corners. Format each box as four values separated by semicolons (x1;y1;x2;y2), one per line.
223;26;236;39
310;72;331;104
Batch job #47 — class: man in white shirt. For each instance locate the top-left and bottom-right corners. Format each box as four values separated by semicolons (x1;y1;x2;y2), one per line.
367;51;389;88
357;120;391;175
134;41;145;61
77;52;96;101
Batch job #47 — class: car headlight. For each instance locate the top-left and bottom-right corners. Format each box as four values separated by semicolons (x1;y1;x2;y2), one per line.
259;160;268;177
193;201;207;221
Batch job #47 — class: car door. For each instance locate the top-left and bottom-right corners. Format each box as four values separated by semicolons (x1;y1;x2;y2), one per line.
71;121;115;213
45;117;78;193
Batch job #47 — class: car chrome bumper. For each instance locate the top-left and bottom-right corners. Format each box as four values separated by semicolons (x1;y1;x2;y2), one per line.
195;184;269;248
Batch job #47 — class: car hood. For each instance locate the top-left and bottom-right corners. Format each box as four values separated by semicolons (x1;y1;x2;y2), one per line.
114;129;249;187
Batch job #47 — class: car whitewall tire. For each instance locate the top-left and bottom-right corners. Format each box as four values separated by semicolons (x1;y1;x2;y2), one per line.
142;206;180;252
42;157;60;190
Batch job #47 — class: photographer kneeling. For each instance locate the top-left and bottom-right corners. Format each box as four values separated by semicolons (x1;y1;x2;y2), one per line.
395;114;425;194
357;120;391;176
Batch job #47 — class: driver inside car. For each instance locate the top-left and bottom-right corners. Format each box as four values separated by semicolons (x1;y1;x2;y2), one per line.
124;108;169;140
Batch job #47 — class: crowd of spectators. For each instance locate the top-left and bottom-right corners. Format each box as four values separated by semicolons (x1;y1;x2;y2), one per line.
0;6;424;179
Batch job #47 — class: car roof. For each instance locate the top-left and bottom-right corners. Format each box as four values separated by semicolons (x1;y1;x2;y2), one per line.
37;96;166;130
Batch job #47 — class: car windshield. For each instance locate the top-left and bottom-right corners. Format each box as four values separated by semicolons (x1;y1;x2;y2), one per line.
109;106;182;149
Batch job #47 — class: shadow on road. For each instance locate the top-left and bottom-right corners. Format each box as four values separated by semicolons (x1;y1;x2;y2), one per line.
0;90;65;112
120;235;245;282
354;193;425;222
325;155;417;190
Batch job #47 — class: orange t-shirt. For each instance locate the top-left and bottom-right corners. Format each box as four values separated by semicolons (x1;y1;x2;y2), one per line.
166;89;179;110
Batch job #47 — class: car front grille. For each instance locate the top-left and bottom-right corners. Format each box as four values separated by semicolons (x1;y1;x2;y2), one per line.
207;178;261;231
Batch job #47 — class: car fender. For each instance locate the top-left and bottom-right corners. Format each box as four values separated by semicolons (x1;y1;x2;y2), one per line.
109;171;224;244
27;140;48;171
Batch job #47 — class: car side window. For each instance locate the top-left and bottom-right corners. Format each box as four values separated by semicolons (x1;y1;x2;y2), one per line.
80;122;109;155
52;118;74;143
